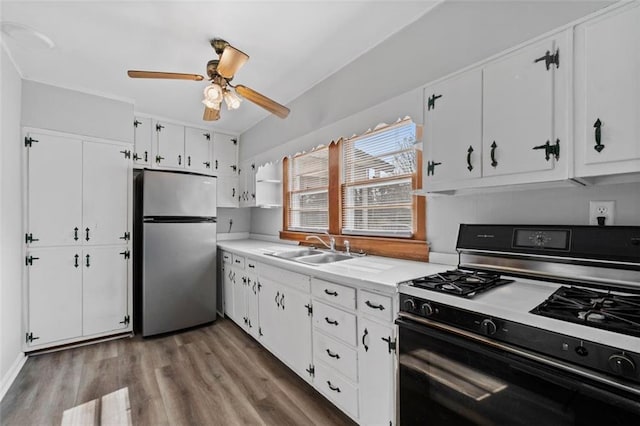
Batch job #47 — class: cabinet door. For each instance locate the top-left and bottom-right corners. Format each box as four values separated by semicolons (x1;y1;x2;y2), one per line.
27;133;82;247
232;267;247;329
155;121;185;168
483;37;556;177
257;276;281;352
185;127;212;173
83;142;130;245
278;286;312;379
213;133;238;176
216;176;239;208
424;69;482;185
133;117;152;166
82;247;129;336
579;5;640;171
239;160;256;207
358;318;395;426
246;271;260;338
223;264;234;319
27;247;82;346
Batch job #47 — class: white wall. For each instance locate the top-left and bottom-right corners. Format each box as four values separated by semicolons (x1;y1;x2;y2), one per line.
22;80;134;143
217;207;251;235
1;46;24;393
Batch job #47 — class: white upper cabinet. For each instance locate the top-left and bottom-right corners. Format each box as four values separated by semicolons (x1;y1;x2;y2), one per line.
213;133;238;176
216;176;240;208
82;142;130;245
483;36;558;177
423;69;482;188
184;126;212;173
26;133;83;247
575;4;640;178
155;121;185;169
133;117;152;166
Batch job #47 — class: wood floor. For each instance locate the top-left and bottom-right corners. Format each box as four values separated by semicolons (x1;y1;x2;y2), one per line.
1;318;356;426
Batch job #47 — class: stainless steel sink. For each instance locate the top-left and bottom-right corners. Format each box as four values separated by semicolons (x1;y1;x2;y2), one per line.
267;248;323;259
296;253;354;264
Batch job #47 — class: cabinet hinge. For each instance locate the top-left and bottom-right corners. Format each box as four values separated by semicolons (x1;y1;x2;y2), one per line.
25;233;39;244
427;93;442;110
382;336;397;354
119;231;131;241
134;119;142;128
306;364;315;378
426;161;442;176
25;332;39;343
534;48;560;70
230;165;237;173
231;138;238;145
25;255;40;266
120;150;131;159
532;139;560;161
119;315;130;325
156;123;165;132
203;132;211;140
24;136;39;147
305;303;313;316
119;250;131;259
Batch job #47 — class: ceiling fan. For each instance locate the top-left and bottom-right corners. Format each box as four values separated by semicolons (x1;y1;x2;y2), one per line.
127;38;290;121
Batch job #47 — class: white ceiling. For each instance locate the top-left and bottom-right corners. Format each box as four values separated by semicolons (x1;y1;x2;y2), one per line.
0;1;439;133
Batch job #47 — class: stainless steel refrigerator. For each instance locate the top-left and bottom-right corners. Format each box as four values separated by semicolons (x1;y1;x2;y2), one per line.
135;170;217;336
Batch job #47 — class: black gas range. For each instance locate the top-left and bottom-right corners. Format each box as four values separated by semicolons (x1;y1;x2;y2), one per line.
397;225;640;426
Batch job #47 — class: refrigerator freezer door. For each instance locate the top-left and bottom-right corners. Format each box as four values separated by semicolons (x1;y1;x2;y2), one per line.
143;170;216;217
142;221;217;336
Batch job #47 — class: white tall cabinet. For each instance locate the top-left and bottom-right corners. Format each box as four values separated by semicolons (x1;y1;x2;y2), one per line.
24;130;132;350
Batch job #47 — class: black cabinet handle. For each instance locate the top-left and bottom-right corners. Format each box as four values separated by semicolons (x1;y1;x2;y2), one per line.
365;300;385;311
187;156;191;166
490;141;498;168
74;254;79;268
85;228;90;241
324;289;338;297
467;145;474;171
324;317;339;326
327;381;341;393
232;188;236;197
326;349;340;359
178;155;182;165
362;328;369;352
594;118;604;152
144;151;148;162
85;254;90;268
215;160;218;170
74;227;79;241
275;291;280;307
280;293;285;310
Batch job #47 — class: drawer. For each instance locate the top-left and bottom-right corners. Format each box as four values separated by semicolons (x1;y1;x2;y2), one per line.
359;290;392;322
221;251;232;265
246;258;259;273
314;331;357;382
313;301;357;346
315;363;358;420
311;278;356;310
259;262;310;293
232;254;245;269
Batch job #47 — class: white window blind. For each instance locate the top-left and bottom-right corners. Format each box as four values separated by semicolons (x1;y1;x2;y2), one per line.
287;147;329;232
342;121;417;237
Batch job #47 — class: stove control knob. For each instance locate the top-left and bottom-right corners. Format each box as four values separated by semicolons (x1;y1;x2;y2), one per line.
608;354;636;377
420;303;434;316
403;298;416;311
481;319;497;336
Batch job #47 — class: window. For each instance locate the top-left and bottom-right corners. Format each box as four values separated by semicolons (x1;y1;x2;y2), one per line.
342;122;417;237
286;147;329;232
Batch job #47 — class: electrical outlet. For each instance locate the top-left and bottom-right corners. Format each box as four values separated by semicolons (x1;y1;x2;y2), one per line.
589;201;615;226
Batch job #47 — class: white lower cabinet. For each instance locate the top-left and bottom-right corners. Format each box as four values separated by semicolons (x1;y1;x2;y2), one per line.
315;363;359;419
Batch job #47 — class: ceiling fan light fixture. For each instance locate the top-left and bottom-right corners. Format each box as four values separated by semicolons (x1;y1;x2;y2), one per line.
223;89;242;110
203;83;223;107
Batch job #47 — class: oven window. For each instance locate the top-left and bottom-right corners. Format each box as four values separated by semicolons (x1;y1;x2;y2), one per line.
398;323;640;426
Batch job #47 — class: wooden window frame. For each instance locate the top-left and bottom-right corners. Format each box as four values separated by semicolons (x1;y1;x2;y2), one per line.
281;127;428;262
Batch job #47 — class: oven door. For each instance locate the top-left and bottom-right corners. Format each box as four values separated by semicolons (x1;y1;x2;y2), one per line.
397;315;640;426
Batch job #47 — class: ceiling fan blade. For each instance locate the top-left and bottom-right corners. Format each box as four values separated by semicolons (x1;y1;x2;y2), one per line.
217;45;249;79
127;70;205;81
203;107;220;121
235;85;290;119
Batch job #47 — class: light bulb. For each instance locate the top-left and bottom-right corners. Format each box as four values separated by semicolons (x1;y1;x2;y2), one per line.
203;83;223;104
223;90;242;110
202;98;221;110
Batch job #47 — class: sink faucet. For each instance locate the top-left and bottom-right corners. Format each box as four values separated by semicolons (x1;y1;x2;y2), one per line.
344;240;350;255
305;231;336;252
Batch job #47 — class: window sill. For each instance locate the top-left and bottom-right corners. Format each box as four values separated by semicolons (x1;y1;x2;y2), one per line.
279;231;429;262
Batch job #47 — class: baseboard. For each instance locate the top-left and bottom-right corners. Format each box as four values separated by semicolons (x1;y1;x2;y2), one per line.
0;352;27;402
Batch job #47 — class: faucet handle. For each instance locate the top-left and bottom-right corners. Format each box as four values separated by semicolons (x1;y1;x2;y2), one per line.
344;240;350;254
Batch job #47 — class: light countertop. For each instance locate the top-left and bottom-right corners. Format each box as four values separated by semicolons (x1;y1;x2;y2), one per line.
217;239;454;294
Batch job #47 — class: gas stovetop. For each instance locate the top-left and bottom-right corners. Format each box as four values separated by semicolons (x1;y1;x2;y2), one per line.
405;269;514;298
531;286;640;338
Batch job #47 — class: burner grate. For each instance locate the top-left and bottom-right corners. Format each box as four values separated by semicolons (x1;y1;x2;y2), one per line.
409;269;514;298
531;286;640;337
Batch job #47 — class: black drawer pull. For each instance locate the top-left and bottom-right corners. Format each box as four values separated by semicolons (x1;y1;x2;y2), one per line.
74;254;79;268
325;317;339;326
74;227;79;241
327;381;341;393
326;349;340;359
490;141;498;168
85;228;90;241
85;254;90;268
362;328;369;352
324;289;338;297
365;300;385;311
